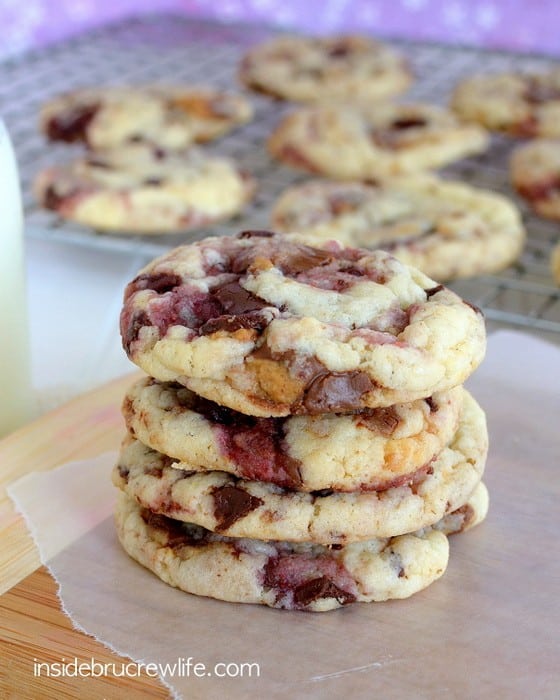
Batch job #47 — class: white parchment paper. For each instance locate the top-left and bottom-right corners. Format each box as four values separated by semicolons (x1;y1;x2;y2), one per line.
8;331;560;699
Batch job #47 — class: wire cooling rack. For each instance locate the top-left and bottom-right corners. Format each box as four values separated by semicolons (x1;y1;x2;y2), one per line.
2;14;560;341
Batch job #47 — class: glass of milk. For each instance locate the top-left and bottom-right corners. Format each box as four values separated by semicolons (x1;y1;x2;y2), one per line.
0;120;34;437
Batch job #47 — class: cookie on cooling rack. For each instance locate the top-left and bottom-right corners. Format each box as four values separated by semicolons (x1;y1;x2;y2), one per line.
510;139;560;221
123;376;463;492
113;387;487;545
267;103;489;179
239;34;412;103
451;69;560;137
115;492;451;611
40;86;254;150
271;175;525;281
34;143;255;234
119;231;486;416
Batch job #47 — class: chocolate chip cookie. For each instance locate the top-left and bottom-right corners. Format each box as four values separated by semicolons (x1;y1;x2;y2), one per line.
267;103;489;179
34;143;255;234
41;85;253;150
119;231;487;416
272;175;525;281
239;34;412;103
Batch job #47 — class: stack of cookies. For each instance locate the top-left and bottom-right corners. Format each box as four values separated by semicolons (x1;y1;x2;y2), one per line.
113;230;489;612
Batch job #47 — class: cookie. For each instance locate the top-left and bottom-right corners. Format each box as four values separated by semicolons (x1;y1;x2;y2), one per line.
115;492;449;611
119;231;486;416
267;103;489;179
40;86;253;150
552;242;560;285
34;143;255;234
510;139;560;220
112;389;488;544
238;34;412;103
271;175;525;281
123;377;463;492
451;69;560;137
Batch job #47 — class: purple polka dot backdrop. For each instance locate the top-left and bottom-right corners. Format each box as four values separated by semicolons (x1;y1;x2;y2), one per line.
2;0;560;58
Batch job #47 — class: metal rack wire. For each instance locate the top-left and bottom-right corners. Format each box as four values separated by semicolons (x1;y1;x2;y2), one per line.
2;14;559;341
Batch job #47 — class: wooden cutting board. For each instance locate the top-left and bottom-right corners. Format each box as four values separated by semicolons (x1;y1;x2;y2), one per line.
1;369;558;699
0;372;168;699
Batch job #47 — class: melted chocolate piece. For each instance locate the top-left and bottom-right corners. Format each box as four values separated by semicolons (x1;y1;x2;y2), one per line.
293;576;356;607
327;43;350;58
263;555;356;608
86;157;111;169
143;177;164;186
199;312;270;335
129;272;183;295
46;104;99;143
140;508;209;548
212;281;269;314
122;310;150;351
390;117;427;130
238;230;275;239
212;485;263;531
43;185;64;211
463;299;483;316
357;406;400;436
117;464;130;482
425;284;445;298
425;396;438;412
301;370;375;414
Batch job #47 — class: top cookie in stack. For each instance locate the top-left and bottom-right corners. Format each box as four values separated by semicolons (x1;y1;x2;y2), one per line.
113;230;488;611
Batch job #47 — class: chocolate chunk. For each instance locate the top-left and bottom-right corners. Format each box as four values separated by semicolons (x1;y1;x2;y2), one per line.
390;117;427;130
424;285;445;298
238;230;275;239
212;485;263;531
357;406;400;436
140;509;209;548
143;177;164;186
212;281;269;314
199;311;271;335
122;310;150;351
117;464;130;482
517;176;560;201
328;43;350;58
301;371;375;414
275;246;334;275
293;576;356;607
43;185;64;210
86;157;111;169
46;103;99;143
425;396;438;412
130;272;182;295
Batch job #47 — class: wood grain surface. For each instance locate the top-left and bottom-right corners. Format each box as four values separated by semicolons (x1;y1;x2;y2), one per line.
0;371;168;698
